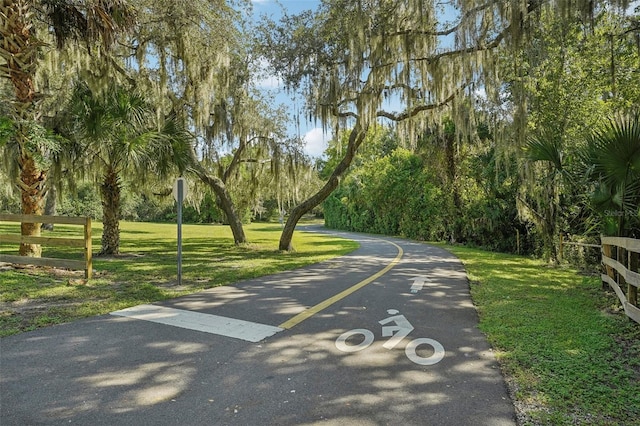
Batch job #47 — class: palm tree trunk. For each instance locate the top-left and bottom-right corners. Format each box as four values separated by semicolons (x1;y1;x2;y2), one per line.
2;0;46;257
18;152;46;256
100;168;121;255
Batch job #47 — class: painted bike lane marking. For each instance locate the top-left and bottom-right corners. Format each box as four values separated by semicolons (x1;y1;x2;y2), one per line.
409;275;432;293
335;308;446;366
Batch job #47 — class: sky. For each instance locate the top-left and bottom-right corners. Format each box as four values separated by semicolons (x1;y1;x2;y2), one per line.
250;1;328;158
251;0;319;17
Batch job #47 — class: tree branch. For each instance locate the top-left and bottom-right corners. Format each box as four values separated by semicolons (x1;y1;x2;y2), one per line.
223;135;273;182
410;0;543;64
383;1;496;38
376;87;463;122
239;158;271;164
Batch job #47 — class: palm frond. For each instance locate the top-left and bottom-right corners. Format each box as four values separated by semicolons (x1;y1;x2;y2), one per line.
41;0;136;49
587;112;640;188
0;115;15;147
525;132;564;172
584;112;640;235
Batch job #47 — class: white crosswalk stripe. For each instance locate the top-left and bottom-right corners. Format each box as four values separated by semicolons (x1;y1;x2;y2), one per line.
111;304;283;342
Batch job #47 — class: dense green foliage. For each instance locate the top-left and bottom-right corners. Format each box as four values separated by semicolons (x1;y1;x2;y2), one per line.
324;117;640;258
583;113;640;237
325;148;446;239
1;175;299;226
319;4;640;260
324;126;530;253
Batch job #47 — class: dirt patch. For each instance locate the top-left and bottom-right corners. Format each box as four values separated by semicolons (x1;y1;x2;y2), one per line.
0;264;114;335
95;253;145;261
1;298;85;316
1;263;85;277
0;298;87;334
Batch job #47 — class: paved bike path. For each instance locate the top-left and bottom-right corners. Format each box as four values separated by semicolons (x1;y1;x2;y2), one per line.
0;228;516;425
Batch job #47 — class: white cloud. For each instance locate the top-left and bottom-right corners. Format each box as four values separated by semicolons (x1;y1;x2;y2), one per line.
303;127;329;158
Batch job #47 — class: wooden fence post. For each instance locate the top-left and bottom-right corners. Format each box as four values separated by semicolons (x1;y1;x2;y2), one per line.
618;246;627;295
600;236;640;324
602;242;612;291
0;214;92;277
629;250;638;308
84;217;92;279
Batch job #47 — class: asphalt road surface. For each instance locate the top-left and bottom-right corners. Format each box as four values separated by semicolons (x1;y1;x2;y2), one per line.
1;227;516;425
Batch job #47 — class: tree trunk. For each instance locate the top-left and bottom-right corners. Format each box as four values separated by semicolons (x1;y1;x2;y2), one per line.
194;169;247;245
216;184;247;245
43;171;57;231
540;165;561;264
3;0;45;257
444;130;461;243
279;124;367;251
100;168;121;255
187;141;247;244
18;153;45;256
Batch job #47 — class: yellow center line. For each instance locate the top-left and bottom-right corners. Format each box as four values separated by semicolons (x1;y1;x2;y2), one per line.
278;240;404;330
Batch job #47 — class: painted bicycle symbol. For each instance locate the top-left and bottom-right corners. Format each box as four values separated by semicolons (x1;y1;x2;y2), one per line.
335;309;445;366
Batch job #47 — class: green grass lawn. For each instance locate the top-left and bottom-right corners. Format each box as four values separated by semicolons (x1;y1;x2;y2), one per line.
0;220;358;336
436;243;640;426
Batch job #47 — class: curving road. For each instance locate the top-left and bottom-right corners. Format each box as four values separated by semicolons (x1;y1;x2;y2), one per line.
0;227;516;425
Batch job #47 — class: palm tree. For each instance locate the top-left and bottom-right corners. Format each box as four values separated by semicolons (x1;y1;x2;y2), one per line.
520;131;569;262
68;82;191;254
583;113;640;237
0;0;135;256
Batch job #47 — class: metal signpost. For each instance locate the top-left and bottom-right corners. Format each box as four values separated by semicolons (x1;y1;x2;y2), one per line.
173;177;188;285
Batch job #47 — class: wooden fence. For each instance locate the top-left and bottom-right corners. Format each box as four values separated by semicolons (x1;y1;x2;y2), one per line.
601;236;640;324
558;234;601;263
0;214;93;279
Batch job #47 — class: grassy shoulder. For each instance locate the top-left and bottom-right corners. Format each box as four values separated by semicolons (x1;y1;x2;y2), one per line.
435;243;640;426
0;221;358;337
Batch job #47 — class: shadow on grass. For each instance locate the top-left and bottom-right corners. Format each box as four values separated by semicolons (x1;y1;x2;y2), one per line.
95;235;357;288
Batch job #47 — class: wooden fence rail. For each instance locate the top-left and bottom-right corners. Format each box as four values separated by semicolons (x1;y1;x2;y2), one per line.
601;236;640;324
0;214;92;279
557;234;601;263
